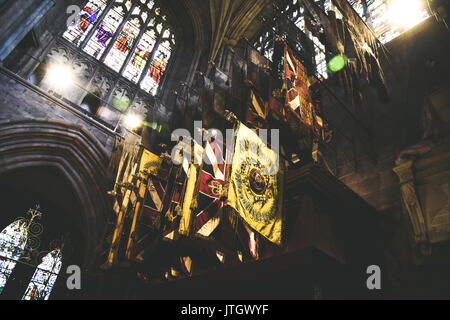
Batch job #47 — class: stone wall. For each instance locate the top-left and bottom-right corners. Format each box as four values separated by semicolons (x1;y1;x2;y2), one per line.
322;18;450;298
332;19;450;213
0;67;117;153
1;0;208;149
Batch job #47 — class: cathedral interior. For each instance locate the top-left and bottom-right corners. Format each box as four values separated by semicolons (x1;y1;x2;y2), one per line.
0;0;449;300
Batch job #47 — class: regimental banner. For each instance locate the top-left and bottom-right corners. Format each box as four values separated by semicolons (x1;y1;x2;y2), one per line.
178;164;200;236
284;44;314;128
247;89;268;129
247;45;271;100
194;139;226;237
298;83;313;127
269;96;285;120
296;57;308;84
139;149;162;175
250;89;267;120
227;123;284;245
177;139;205;236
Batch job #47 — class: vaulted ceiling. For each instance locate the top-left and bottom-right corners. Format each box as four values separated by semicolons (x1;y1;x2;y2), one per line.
164;0;275;62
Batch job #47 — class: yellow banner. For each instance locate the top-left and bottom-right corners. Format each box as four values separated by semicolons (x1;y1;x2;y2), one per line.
227;123;284;245
139;149;162;175
178;164;199;236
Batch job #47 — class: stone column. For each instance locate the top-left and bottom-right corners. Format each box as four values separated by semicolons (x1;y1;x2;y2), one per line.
0;0;54;61
393;160;428;245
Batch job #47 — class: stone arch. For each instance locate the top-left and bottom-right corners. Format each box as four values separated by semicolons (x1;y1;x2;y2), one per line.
80;86;102;114
0;119;113;268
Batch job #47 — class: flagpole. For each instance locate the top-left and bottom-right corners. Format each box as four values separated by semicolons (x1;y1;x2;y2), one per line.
125;166;150;260
177;136;199;237
187;128;208;236
159;166;180;237
101;160;140;270
159;143;184;239
156;157;173;238
222;112;260;259
222;110;242;253
179;131;200;236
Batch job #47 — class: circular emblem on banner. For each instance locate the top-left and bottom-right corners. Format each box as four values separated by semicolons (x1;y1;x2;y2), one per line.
227;124;285;244
232;136;281;224
248;168;267;195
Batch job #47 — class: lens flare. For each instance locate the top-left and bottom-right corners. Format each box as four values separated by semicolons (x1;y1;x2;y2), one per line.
123;113;143;130
47;64;74;89
388;0;427;30
327;54;348;73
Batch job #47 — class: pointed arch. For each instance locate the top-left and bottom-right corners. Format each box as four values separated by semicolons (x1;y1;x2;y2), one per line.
22;249;63;300
0;120;112;268
80;88;102;114
0;220;29;294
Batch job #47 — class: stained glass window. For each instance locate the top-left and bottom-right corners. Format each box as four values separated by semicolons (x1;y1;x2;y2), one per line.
286;0;329;79
84;3;129;59
122;25;156;82
312;37;327;79
0;220;28;294
22;249;63;300
346;0;429;44
348;0;366;18
63;0;108;46
63;0;175;95
254;31;274;62
139;32;175;95
104;16;141;72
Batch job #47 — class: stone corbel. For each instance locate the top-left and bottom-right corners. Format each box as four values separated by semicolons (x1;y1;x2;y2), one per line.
393;160;429;246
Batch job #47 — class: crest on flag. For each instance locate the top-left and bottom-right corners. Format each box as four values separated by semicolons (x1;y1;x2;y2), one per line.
284;44;314;128
140;149;162;175
227;123;284;245
194;139;226;237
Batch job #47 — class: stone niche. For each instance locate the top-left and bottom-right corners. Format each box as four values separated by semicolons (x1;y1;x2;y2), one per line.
393;85;450;255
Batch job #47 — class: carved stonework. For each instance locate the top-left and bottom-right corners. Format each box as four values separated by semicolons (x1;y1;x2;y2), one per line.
393;85;450;255
393;161;428;245
133;94;152;116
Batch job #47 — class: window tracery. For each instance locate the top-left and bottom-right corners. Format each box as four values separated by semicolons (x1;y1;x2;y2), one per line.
254;0;429;78
63;0;175;95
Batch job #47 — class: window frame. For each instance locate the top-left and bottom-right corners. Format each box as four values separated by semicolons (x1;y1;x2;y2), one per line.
61;0;176;96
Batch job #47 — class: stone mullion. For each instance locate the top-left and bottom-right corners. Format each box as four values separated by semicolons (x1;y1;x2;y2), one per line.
80;0;116;50
119;12;152;76
137;28;165;87
362;0;373;28
100;4;137;63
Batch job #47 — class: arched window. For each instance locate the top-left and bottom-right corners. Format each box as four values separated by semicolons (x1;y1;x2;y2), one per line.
254;0;429;79
253;0;329;79
0;220;28;294
0;206;67;300
254;31;274;62
282;0;329;79
80;90;102;114
63;0;176;95
346;0;429;44
22;249;63;300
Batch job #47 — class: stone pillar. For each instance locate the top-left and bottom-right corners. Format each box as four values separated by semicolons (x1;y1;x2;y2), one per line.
393;160;428;245
0;0;54;61
393;85;450;257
